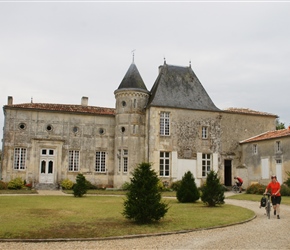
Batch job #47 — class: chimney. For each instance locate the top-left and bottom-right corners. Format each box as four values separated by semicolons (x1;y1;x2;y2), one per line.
8;96;13;105
81;96;88;106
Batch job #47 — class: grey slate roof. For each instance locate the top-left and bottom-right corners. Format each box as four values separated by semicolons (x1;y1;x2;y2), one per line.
116;63;148;91
147;64;220;111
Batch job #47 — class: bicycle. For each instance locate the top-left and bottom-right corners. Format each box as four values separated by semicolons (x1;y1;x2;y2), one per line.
231;183;240;193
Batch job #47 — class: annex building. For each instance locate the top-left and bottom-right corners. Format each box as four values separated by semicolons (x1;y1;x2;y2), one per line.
1;61;281;189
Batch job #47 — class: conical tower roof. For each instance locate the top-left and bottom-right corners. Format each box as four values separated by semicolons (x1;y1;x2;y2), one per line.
147;64;220;111
116;63;148;91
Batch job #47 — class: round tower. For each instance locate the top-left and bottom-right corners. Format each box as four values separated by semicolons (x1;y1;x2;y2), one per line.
114;62;149;187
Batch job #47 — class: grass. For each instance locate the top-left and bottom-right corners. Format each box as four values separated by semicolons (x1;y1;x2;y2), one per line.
0;195;254;239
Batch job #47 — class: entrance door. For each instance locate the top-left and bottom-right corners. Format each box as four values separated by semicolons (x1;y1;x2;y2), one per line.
224;160;232;186
39;149;55;183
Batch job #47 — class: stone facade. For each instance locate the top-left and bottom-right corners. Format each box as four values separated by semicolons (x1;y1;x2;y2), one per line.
240;127;290;186
0;62;278;189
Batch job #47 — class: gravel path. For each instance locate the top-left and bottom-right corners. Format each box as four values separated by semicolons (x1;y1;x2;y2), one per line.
1;194;289;250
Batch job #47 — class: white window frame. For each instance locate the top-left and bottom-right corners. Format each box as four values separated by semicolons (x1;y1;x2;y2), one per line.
13;148;26;170
202;126;208;139
95;151;106;172
68;150;80;172
202;153;211;177
159;151;170;176
123;149;128;173
160;112;170;136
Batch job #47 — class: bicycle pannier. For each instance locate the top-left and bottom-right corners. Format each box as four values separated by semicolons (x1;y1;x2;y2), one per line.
260;197;266;207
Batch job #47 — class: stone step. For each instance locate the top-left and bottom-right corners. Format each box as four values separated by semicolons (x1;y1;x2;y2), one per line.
35;183;59;190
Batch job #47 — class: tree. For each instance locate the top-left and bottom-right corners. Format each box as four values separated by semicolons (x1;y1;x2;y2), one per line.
123;162;169;224
201;170;225;207
176;171;200;203
73;173;87;197
276;119;285;130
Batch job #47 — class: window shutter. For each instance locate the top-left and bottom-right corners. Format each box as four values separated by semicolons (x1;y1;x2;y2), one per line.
212;153;218;172
197;153;202;178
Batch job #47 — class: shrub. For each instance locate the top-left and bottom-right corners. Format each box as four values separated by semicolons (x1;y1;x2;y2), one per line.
123;162;169;224
121;181;130;191
7;177;24;190
73;174;88;197
280;184;290;196
0;181;7;190
85;180;97;189
176;171;200;203
284;171;290;187
246;183;266;195
170;180;182;191
200;170;225;207
61;179;74;190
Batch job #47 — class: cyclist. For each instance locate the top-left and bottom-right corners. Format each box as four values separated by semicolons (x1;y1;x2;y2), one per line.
264;175;281;219
234;176;243;193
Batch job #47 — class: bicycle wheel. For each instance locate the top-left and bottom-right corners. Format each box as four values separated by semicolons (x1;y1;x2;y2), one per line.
266;200;271;219
232;185;238;193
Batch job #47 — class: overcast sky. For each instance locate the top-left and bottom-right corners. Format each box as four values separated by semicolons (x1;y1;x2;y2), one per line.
1;1;290;145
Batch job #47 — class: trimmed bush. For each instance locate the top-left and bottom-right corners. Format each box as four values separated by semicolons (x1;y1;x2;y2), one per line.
7;177;24;190
85;180;97;190
123;162;169;224
73;174;88;197
170;180;182;191
121;182;130;191
246;183;266;195
280;184;290;196
0;181;7;190
284;171;290;187
201;170;225;207
176;171;200;203
61;179;74;190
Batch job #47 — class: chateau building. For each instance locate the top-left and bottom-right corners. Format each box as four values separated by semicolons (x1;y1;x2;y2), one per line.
1;61;279;189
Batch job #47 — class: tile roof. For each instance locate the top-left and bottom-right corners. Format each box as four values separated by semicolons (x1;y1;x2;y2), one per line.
147;64;220;111
224;107;277;117
240;127;290;144
4;103;115;116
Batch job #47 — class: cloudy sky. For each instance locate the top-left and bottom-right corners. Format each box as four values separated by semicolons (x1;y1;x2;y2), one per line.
1;1;290;144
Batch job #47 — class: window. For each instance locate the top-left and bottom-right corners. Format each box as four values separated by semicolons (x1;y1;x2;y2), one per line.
276;159;282;164
41;149;54;156
159;151;170;176
123;150;128;173
202;153;211;177
13;148;26;170
276;141;281;153
253;144;258;155
133;99;137;108
19;123;26;130
118;149;128;173
69;150;80;171
160;112;170;136
118;149;122;172
95;151;106;172
202;126;208;139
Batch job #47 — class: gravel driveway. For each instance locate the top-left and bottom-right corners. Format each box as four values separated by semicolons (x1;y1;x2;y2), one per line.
1;196;289;250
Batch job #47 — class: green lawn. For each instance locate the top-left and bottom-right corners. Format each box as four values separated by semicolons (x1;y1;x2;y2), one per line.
0;195;254;239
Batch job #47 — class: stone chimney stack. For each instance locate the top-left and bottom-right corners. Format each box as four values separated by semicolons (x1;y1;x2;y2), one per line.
81;96;88;106
8;96;13;105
